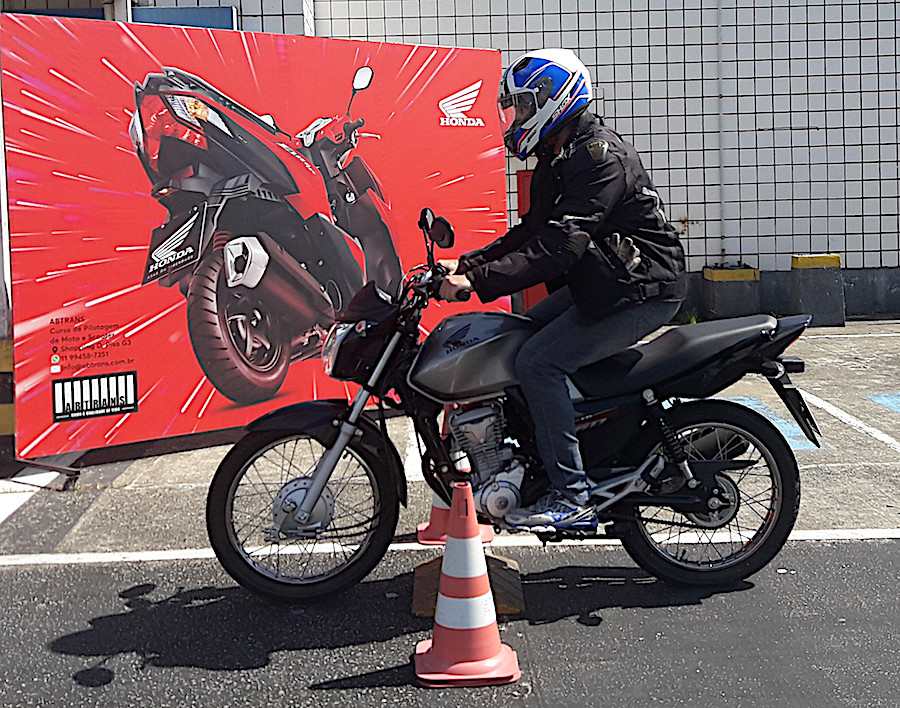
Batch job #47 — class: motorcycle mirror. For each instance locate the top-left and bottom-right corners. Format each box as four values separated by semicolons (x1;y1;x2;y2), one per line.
417;208;454;248
417;208;435;233
430;219;454;249
353;66;374;91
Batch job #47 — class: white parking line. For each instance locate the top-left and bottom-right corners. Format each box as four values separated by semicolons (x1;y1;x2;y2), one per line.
799;388;900;454
0;528;897;567
0;470;60;526
802;333;900;339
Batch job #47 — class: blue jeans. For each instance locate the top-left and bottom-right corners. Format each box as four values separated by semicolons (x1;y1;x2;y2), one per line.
515;288;682;506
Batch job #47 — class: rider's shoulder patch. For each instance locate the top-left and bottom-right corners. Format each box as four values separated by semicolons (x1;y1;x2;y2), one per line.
587;140;609;161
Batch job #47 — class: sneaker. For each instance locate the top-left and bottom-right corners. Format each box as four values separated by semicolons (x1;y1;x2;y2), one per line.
505;490;595;528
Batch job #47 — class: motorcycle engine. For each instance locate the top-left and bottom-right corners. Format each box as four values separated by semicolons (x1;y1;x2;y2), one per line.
447;402;524;521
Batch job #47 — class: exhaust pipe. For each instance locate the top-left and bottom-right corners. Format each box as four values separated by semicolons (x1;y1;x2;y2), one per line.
223;234;335;326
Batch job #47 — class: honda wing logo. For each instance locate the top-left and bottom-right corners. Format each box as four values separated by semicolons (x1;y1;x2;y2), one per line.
143;212;201;283
150;213;198;269
443;324;480;353
439;81;485;127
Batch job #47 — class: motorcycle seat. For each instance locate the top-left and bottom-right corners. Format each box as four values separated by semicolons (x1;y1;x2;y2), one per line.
570;314;778;399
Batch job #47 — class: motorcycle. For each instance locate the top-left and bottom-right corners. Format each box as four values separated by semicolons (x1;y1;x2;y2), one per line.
130;65;400;404
206;209;821;601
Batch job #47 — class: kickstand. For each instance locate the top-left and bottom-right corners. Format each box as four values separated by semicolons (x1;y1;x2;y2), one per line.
13;458;81;491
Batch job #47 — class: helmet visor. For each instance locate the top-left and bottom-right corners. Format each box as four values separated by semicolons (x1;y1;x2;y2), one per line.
498;91;536;136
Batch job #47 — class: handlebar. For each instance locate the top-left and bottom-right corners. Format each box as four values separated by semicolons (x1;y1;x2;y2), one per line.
412;265;471;302
344;118;365;135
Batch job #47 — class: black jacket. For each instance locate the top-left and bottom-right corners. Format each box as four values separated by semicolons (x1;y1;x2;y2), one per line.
459;112;685;320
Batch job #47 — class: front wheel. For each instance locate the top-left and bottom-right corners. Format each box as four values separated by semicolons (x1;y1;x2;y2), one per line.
207;430;399;602
615;400;800;586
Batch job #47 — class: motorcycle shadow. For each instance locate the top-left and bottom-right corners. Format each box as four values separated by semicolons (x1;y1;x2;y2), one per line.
49;571;429;685
518;565;752;627
49;566;751;690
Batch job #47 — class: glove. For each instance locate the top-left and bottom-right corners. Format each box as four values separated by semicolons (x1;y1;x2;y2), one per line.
608;233;642;272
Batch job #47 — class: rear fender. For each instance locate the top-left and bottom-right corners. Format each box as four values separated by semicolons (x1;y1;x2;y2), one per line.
248;399;407;506
766;371;822;448
756;314;822;448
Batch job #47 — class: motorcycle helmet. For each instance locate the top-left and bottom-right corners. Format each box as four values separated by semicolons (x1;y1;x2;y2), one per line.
497;48;592;159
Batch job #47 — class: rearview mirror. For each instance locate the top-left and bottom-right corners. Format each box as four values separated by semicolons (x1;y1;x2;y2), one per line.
417;208;455;249
353;66;374;91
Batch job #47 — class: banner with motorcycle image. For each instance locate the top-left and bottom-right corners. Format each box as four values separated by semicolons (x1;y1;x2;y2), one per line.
0;14;508;458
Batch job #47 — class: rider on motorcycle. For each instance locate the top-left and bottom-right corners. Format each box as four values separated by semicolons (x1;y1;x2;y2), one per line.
439;48;687;528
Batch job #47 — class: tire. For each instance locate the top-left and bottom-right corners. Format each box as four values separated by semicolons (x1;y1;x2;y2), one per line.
206;429;400;602
186;250;289;404
615;399;800;586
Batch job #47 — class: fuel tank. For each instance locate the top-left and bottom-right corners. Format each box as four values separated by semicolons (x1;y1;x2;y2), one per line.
407;311;533;402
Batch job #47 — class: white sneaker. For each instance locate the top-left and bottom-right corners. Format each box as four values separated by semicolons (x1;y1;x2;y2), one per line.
505;490;595;528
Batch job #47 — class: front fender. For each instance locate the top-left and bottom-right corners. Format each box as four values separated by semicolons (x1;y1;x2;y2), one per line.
248;399;407;506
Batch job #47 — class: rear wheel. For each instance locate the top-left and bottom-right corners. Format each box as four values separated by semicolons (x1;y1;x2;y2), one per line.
615;400;800;586
187;248;290;404
207;430;399;602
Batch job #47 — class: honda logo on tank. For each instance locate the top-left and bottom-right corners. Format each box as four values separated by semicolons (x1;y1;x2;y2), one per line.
0;14;509;458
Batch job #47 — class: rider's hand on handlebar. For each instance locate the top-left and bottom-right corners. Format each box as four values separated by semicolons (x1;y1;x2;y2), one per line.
439;273;473;302
437;258;460;275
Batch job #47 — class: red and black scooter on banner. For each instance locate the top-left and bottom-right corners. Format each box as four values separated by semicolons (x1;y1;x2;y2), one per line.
130;66;401;404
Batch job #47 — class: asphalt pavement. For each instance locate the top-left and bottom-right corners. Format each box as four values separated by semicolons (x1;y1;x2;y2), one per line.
0;318;898;707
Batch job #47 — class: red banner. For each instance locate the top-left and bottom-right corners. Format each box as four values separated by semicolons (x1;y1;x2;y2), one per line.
1;14;508;457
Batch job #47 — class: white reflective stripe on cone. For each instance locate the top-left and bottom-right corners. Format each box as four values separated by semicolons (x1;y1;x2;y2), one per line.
441;535;489;578
431;492;450;511
434;592;497;630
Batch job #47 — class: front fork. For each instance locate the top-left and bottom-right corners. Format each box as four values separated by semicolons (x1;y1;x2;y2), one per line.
293;332;403;524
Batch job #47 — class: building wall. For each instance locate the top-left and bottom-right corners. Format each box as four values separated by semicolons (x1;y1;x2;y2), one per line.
3;0;899;275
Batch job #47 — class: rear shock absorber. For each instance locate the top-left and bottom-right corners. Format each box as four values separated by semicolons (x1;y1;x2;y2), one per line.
642;389;700;489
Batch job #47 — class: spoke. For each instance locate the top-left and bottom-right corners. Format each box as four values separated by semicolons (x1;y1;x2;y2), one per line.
227;434;382;584
638;420;786;570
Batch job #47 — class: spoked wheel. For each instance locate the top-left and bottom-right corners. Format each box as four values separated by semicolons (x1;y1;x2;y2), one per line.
616;400;800;586
207;430;399;602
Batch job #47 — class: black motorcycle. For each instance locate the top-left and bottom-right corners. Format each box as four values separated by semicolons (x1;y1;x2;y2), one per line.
206;209;820;601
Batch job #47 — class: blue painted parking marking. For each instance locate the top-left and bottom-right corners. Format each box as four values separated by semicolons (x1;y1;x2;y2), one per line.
723;396;818;450
865;393;900;414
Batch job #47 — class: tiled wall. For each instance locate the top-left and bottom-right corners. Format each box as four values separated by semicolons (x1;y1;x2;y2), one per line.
312;0;900;273
4;0;898;272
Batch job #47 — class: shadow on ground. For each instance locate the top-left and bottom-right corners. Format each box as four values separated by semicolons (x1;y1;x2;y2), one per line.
50;563;750;690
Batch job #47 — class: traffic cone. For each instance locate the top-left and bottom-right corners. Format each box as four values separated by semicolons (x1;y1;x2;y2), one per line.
414;481;520;687
417;490;494;545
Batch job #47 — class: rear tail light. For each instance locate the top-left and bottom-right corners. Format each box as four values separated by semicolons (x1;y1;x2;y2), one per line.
134;93;208;172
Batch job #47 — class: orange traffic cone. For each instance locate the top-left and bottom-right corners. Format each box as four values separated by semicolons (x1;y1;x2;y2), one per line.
414;481;520;687
417;490;494;545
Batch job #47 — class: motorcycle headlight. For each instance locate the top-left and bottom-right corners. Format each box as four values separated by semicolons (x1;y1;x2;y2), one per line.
322;322;353;376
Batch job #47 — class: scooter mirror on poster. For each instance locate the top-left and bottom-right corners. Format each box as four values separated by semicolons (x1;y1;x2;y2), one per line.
353;66;374;91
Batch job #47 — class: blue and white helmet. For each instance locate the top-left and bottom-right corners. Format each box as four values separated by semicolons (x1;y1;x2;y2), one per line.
497;49;592;159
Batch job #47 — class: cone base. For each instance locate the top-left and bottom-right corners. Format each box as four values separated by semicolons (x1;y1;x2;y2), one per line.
416;521;495;546
414;638;520;688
